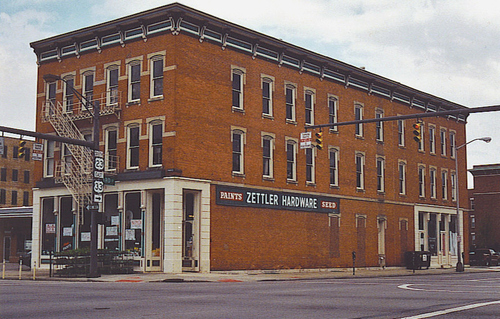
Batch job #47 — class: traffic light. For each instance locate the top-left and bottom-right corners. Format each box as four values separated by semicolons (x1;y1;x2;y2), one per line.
315;131;323;150
18;140;26;158
412;122;422;142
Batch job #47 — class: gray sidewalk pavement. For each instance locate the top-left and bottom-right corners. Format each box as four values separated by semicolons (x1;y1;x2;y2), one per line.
2;262;497;283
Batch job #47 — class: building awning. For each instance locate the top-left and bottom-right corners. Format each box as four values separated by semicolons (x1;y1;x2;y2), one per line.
0;207;33;219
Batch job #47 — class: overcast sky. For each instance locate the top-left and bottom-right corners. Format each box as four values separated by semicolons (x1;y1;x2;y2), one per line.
1;0;499;186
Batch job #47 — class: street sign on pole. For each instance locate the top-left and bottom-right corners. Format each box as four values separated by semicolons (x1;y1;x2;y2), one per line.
300;132;312;149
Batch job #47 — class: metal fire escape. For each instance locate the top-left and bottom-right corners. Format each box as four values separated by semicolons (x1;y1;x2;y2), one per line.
41;93;121;224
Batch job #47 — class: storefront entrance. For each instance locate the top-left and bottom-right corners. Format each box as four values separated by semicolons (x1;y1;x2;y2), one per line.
144;192;162;271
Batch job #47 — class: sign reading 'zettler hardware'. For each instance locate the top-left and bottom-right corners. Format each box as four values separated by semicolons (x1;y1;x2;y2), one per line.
216;185;339;214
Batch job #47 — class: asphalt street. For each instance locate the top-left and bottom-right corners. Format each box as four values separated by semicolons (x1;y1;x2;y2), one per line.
2;271;500;318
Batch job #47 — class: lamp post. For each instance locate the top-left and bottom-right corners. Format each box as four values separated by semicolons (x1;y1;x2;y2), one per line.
454;136;491;272
42;74;101;278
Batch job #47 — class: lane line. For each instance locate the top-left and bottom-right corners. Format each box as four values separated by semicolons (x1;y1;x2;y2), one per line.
400;300;500;319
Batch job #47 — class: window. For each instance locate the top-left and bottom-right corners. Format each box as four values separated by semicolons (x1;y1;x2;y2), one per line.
329;148;339;187
12;146;18;159
398;119;405;146
107;67;119;105
441;170;448;200
375;109;384;142
62;144;72;175
127;125;140;169
451;171;457;201
305;90;315;125
285;84;296;122
47;81;56;105
150;121;163;167
328;96;338;132
128;62;141;102
83;72;94;102
232;129;245;174
232;68;244;110
105;128;118;171
262;77;273;116
376;157;385;192
418;166;425;197
24;147;30;162
430;168;437;199
23;191;29;206
0;168;6;181
450;131;456;158
0;189;5;204
11;190;17;206
355;104;363;137
44;140;55;177
305;148;315;183
355;153;365;190
2;146;6;158
286;140;297;181
398;161;406;195
429;126;436;154
440;129;447;156
262;135;274;178
23;170;29;184
12;169;18;182
417;123;425;151
63;77;74;113
150;57;164;98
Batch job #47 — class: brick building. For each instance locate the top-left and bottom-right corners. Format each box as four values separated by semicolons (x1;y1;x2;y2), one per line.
29;3;469;273
0;136;34;263
468;164;500;252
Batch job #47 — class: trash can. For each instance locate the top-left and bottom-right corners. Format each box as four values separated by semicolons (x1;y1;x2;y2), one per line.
405;251;431;270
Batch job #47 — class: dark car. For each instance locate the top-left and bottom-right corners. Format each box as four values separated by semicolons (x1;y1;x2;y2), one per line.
469;249;500;266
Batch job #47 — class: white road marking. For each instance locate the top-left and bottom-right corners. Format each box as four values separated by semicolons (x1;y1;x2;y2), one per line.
400;300;500;319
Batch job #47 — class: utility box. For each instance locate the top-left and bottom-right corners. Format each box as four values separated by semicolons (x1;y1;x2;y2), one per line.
404;251;431;270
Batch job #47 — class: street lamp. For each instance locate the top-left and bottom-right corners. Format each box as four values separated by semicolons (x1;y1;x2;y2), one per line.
42;74;101;278
454;136;491;272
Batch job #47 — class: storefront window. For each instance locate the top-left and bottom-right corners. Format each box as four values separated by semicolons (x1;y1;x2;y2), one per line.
125;192;142;256
41;198;55;255
59;197;73;251
104;194;120;251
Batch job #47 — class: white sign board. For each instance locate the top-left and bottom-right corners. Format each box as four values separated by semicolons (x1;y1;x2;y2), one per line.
300;132;312;149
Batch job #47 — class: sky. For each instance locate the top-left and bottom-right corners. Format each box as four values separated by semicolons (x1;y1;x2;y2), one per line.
1;0;500;186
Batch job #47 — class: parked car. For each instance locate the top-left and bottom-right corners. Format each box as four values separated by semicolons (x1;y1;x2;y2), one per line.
469;249;500;266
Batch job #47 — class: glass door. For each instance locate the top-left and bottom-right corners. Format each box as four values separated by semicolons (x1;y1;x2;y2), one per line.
145;192;162;271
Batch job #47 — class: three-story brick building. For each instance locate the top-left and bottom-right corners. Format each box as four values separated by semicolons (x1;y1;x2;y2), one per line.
30;3;469;272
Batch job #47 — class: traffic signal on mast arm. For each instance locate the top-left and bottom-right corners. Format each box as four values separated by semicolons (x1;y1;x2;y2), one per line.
315;131;324;150
18;140;26;158
413;122;422;142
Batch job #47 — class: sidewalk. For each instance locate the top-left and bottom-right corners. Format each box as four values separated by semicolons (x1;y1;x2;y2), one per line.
2;263;496;283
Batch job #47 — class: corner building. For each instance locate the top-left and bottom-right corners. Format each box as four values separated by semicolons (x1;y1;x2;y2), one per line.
30;3;469;273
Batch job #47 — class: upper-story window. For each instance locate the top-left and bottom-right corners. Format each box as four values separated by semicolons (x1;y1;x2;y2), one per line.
105;127;118;171
375;109;384;142
231;128;245;175
398;119;405;147
329;148;339;187
47;81;56;105
24;170;30;184
127;125;140;169
286;139;297;182
12;169;18;182
150;121;163;167
398;161;406;195
430;167;437;199
440;128;447;156
128;61;141;103
418;165;426;197
63;76;74;113
83;72;94;102
376;157;385;193
355;152;365;190
0;168;6;181
354;103;363;137
262;76;273;117
106;66;119;106
418;123;425;151
441;169;448;200
328;95;338;132
262;134;274;179
150;56;164;98
451;171;457;201
305;148;315;184
44;140;55;177
429;125;436;154
232;67;245;111
62;144;72;175
285;83;296;122
305;89;315;126
449;131;456;158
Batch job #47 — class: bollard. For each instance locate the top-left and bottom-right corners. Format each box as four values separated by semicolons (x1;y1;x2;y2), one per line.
19;259;22;280
352;251;356;276
2;259;5;279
